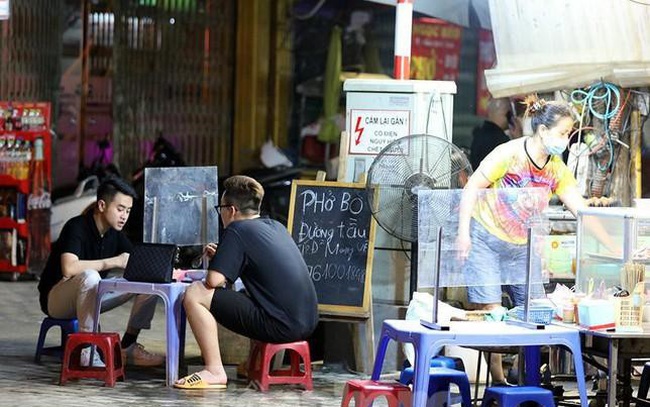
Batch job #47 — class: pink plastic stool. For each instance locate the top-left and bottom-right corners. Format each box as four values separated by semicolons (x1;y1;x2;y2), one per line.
247;340;313;391
59;332;125;387
341;379;412;407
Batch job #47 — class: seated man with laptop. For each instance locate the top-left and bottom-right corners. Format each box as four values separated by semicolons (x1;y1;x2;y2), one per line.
38;175;164;367
174;175;319;390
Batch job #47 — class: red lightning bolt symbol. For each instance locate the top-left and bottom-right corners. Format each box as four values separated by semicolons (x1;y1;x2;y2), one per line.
354;116;365;145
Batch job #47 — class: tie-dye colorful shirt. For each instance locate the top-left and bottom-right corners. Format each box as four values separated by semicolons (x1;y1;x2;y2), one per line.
474;137;577;244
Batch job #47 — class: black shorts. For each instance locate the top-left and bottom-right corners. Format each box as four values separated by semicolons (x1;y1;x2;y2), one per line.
210;288;301;343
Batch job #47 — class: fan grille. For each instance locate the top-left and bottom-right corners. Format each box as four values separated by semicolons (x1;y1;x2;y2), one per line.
366;134;473;242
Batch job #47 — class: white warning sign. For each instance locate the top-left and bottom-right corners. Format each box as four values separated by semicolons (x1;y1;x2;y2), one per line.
0;0;9;20
348;109;411;155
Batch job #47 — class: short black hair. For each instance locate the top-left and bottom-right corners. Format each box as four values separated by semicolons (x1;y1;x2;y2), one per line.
222;175;264;215
97;175;138;204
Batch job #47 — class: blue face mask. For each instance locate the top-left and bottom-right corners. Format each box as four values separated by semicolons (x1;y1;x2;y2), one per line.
544;137;568;155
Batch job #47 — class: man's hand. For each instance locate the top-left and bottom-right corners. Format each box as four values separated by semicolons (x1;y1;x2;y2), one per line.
203;243;218;259
117;252;130;269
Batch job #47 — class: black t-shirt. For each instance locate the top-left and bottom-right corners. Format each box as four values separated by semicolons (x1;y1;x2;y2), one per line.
209;217;318;336
470;120;510;170
37;211;132;314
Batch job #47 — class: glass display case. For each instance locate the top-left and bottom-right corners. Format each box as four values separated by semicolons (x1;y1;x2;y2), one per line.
575;207;650;294
543;207;577;281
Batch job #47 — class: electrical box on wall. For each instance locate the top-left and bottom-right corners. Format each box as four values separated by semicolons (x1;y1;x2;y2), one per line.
342;79;456;183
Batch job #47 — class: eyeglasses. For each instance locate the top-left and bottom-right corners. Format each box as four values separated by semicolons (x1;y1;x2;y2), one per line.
215;204;235;214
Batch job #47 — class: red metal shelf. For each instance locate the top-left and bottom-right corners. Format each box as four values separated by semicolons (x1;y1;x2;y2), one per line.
0;219;28;235
0;259;28;273
0;175;29;194
1;101;52;277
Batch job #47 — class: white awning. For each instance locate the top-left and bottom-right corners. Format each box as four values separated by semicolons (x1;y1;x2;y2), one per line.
486;0;650;97
363;0;491;29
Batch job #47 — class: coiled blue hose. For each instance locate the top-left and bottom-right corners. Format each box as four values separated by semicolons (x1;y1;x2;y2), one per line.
570;82;621;120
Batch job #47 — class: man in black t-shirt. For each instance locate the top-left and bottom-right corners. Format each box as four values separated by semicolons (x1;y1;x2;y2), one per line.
38;176;163;367
470;97;517;170
174;175;318;390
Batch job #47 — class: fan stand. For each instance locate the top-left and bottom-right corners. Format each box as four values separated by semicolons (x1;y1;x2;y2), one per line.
405;172;439;300
420;226;450;331
364;134;473;332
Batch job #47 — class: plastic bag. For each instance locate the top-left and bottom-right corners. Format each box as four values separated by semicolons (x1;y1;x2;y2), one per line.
403;292;467;366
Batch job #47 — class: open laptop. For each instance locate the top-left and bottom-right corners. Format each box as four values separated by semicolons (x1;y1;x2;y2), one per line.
123;243;178;283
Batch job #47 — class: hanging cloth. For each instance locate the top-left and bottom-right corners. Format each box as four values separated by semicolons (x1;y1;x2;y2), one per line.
317;26;342;144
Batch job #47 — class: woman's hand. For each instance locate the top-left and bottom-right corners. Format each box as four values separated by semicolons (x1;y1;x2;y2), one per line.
456;233;471;262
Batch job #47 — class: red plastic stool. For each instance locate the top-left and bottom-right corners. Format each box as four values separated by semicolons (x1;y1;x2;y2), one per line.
341;379;412;407
59;332;125;387
247;340;313;391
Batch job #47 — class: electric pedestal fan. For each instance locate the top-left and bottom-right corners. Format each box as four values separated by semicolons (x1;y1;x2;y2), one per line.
365;134;472;329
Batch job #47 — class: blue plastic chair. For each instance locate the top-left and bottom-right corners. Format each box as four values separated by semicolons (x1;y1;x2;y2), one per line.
34;317;79;362
481;385;554;407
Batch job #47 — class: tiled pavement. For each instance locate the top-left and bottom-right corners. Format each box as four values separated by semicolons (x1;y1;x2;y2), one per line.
0;278;357;407
0;277;631;406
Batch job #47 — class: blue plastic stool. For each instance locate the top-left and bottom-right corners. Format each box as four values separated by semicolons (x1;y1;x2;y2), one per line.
481;386;555;407
34;317;79;362
400;366;472;407
400;356;460;383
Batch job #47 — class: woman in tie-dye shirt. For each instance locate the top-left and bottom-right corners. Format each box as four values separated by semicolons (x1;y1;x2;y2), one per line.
456;95;587;385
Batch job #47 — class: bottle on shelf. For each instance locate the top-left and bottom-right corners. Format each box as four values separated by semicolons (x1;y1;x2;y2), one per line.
0;188;6;217
12;107;22;131
0;135;6;174
0;229;12;263
3;103;13;131
28;137;51;272
14;139;31;180
15;235;27;266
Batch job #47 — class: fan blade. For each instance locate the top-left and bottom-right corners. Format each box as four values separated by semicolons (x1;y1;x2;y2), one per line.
366;134;473;243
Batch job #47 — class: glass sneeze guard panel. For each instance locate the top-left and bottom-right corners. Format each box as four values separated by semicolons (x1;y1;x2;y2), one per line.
143;166;219;246
417;187;550;290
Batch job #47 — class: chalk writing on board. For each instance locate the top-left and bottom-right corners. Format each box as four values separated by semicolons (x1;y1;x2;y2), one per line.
289;182;374;313
143;166;219;246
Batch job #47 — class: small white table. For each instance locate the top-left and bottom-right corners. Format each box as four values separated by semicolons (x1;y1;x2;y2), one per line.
93;278;189;387
371;320;588;407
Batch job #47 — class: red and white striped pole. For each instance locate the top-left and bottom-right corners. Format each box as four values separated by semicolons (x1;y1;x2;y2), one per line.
393;0;413;79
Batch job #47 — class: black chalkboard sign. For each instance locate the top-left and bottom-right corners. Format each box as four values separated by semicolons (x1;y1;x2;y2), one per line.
287;180;376;317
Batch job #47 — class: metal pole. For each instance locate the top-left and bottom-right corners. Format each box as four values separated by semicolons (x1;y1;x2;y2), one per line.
79;0;90;175
432;226;442;324
524;227;533;321
421;226;449;331
393;0;412;79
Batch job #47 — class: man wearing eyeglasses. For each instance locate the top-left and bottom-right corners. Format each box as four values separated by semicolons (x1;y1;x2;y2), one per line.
174;175;318;390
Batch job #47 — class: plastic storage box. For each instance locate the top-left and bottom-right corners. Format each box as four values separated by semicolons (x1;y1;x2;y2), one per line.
575;207;650;294
508;306;556;325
